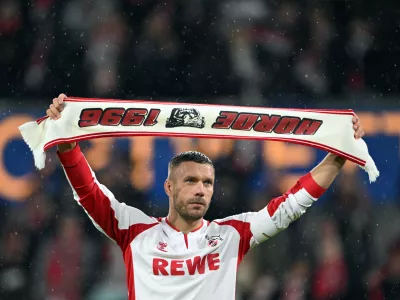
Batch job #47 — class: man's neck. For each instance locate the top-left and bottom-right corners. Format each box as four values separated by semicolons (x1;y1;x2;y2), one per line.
166;215;203;234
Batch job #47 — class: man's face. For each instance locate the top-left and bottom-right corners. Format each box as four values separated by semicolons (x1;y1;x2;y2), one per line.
167;162;214;221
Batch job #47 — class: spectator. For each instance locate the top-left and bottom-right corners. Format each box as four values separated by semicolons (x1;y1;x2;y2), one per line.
0;224;30;299
368;235;400;300
32;214;99;300
312;219;348;300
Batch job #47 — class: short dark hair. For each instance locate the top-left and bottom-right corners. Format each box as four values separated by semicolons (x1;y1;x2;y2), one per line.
168;151;213;178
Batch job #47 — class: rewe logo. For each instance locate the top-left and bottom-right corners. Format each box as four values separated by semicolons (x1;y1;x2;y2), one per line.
153;253;220;276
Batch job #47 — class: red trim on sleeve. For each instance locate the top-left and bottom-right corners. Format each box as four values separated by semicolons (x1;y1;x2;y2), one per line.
79;190;158;251
267;173;326;217
299;173;326;198
60;148;95;197
267;194;288;217
267;181;302;216
214;220;252;265
124;245;135;300
59;145;158;250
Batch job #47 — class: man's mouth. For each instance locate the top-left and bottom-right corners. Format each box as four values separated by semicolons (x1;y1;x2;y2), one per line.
189;202;205;206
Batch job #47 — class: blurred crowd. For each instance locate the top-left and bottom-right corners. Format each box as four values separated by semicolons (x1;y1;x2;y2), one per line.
1;0;400;299
1;0;400;105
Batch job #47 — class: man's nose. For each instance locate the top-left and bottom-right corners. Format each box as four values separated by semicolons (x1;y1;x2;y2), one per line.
194;182;205;197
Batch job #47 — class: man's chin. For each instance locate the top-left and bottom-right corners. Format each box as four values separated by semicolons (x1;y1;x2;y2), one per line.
184;209;207;221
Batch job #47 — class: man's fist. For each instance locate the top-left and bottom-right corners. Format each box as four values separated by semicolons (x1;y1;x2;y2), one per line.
47;94;76;152
46;93;67;120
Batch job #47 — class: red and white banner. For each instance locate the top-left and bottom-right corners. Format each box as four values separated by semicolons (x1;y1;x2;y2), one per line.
18;97;379;182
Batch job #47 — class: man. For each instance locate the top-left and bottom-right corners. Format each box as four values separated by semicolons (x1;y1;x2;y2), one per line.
47;93;364;300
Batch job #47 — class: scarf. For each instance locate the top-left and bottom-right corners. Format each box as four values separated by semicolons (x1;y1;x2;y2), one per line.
18;97;379;182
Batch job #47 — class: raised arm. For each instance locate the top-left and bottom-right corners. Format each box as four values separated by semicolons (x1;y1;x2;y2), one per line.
226;115;365;254
48;94;159;251
255;115;364;239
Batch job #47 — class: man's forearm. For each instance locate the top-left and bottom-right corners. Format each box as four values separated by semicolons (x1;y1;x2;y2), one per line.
57;142;76;153
310;153;346;189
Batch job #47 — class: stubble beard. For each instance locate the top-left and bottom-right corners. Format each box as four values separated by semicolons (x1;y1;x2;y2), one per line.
173;191;208;222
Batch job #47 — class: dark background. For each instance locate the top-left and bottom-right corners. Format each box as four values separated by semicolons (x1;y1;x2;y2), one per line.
0;0;400;299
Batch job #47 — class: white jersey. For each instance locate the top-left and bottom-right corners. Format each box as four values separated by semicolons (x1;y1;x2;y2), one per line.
58;144;326;300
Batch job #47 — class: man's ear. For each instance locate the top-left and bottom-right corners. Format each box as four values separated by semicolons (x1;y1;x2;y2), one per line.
164;178;172;197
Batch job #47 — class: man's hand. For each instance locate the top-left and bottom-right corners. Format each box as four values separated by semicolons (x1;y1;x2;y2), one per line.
47;93;66;120
310;113;364;189
46;93;76;152
353;114;364;139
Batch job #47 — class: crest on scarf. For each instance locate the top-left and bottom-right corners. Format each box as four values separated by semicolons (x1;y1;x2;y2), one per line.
166;108;205;129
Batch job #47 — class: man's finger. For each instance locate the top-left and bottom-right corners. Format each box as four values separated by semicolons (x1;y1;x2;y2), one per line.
355;129;364;139
58;93;67;104
53;98;60;109
46;108;57;120
54;97;65;112
49;104;61;119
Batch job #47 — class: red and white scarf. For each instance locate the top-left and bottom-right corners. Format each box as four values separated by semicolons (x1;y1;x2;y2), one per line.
18;97;379;182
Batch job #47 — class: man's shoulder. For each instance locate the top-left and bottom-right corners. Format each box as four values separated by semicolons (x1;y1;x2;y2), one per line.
210;212;258;225
207;212;257;235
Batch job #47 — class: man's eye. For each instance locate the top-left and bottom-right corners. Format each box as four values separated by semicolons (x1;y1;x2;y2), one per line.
186;179;194;183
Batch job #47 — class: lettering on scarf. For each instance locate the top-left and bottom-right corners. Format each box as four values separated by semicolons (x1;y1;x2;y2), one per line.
211;111;323;135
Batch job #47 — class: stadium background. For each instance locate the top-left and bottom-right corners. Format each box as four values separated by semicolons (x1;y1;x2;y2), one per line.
1;0;400;299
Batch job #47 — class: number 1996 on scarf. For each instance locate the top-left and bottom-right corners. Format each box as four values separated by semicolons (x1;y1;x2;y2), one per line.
78;108;161;127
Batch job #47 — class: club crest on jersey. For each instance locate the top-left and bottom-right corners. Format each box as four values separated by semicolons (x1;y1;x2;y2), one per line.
205;234;223;247
157;242;168;252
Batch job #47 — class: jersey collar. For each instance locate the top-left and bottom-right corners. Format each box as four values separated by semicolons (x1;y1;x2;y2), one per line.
163;217;207;235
